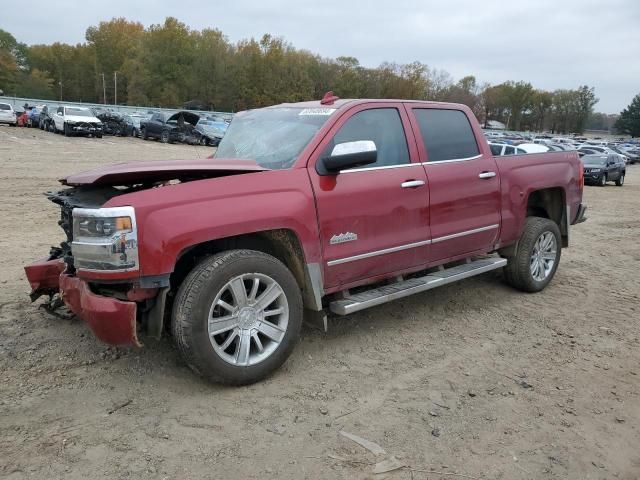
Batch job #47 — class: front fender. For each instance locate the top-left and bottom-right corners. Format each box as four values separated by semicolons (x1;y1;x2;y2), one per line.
105;169;322;277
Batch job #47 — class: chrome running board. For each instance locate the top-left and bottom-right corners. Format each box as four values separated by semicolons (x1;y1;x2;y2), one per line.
329;257;507;315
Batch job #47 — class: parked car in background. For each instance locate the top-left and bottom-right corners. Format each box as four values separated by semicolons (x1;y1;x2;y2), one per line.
581;154;625;186
195;116;228;146
612;146;638;164
39;106;55;131
141;111;201;144
489;142;527;156
94;110;136;136
517;143;550;154
16;109;29;127
27;105;45;127
52;106;103;137
0;102;16;126
127;114;146;137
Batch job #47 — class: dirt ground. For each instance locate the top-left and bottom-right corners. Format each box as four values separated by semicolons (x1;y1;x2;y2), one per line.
1;126;638;480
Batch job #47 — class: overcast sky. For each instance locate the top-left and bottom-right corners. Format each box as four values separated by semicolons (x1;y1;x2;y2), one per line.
2;0;638;113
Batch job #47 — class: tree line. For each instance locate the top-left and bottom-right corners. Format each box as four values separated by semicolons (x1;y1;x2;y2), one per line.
0;17;606;133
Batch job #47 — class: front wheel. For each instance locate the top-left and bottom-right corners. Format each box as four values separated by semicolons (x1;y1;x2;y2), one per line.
616;173;625;186
503;217;561;293
172;250;303;385
599;174;607;186
160;129;171;143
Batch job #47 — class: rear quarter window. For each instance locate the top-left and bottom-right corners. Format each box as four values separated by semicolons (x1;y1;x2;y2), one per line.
0;103;11;111
414;109;480;162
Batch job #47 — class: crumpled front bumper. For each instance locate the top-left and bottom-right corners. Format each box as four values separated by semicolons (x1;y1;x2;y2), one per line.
24;258;141;347
69;123;102;134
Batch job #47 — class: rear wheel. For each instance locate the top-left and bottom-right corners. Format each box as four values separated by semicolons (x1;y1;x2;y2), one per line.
172;250;303;385
503;217;561;293
616;173;625;186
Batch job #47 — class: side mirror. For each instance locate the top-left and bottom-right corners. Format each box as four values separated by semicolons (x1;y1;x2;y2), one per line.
318;140;377;175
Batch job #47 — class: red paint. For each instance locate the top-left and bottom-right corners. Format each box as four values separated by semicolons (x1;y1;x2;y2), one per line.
26;98;585;348
62;158;268;186
24;258;65;294
59;274;140;347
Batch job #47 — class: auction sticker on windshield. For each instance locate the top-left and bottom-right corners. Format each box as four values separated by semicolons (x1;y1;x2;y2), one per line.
299;108;336;116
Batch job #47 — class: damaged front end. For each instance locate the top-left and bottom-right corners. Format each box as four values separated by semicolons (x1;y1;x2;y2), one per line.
25;185;155;347
25;158;268;347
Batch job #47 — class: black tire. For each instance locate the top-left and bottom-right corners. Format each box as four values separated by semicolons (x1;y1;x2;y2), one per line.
141;127;149;140
599;174;607;186
503;217;562;293
616;173;625;186
96;133;102;139
172;250;303;385
160;129;170;143
64;123;71;136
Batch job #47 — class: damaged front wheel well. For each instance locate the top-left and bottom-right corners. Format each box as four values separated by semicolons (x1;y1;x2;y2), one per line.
165;230;315;333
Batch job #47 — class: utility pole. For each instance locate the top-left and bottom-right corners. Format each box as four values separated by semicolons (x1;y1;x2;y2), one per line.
101;73;106;104
114;72;118;106
59;81;62;101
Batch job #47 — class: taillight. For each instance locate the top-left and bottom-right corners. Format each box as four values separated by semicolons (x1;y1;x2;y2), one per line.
578;166;584;189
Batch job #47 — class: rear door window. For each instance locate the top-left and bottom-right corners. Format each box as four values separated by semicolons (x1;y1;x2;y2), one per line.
489;144;502;155
413;109;480;162
504;146;515;155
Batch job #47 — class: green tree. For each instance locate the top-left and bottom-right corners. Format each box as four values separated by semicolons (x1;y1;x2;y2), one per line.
574;85;598;133
86;18;145;103
529;90;553;131
615;93;640;137
502;81;534;130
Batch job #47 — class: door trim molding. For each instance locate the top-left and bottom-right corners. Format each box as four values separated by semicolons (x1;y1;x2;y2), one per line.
431;224;499;244
327;239;432;266
326;224;500;266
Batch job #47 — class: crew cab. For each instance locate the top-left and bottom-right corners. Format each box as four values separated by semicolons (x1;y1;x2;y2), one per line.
52;106;103;137
25;95;587;385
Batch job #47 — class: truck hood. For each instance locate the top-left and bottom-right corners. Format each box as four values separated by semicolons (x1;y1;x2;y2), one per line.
61;159;269;186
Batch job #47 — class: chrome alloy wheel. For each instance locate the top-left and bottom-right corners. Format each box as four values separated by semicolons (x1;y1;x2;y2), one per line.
530;231;557;282
207;273;289;367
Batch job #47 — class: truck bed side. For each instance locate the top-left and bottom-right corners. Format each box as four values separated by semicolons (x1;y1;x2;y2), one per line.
495;151;583;247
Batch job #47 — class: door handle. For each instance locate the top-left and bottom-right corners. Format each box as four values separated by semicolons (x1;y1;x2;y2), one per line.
401;180;425;188
478;171;497;179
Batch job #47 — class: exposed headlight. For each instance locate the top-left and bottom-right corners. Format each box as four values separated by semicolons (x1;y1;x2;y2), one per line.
72;206;138;271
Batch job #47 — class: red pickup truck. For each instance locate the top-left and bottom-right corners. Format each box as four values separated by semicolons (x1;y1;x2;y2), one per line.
25;95;587;385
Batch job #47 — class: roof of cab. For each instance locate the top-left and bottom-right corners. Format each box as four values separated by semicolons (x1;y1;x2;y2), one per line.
269;98;468;110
